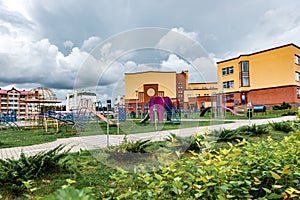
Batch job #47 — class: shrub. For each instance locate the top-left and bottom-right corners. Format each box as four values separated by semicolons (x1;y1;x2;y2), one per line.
211;129;243;142
166;133;205;152
270;121;294;133
273;102;292;110
0;145;71;197
108;136;154;153
236;124;269;136
282;111;297;116
102;132;300;199
41;188;95;200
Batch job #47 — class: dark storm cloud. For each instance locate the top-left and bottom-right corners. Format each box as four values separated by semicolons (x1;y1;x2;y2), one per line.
2;0;300;101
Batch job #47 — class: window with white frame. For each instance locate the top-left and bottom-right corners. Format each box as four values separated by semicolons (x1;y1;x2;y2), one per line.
296;72;300;82
240;61;250;87
222;66;234;76
222;80;234;89
294;55;300;65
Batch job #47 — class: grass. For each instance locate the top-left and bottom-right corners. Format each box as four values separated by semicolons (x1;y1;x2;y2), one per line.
0;108;295;148
198;108;297;120
82;119;231;136
0;124;76;148
0;119;231;148
0;120;296;199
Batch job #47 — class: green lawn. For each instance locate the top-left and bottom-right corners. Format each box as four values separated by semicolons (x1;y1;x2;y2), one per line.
0;124;75;148
0;121;295;199
82;119;230;136
198;108;297;120
0;108;295;148
0;119;231;148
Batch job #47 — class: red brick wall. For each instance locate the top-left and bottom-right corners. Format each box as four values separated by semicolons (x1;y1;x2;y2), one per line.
248;86;300;108
176;72;187;106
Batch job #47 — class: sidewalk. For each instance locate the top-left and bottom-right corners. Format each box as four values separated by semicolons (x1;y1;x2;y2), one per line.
0;116;296;160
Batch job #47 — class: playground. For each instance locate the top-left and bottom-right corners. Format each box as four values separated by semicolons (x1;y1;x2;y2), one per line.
0;93;297;150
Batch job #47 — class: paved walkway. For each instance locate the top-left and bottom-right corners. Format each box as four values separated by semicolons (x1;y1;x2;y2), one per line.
0;116;296;160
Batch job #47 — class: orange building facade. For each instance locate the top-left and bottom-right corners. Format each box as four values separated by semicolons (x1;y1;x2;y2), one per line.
217;43;300;109
125;71;186;114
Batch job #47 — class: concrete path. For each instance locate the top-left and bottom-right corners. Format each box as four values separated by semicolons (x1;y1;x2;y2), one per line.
0;116;296;160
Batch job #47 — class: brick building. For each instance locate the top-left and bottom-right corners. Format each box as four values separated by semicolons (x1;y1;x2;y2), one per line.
217;43;300;109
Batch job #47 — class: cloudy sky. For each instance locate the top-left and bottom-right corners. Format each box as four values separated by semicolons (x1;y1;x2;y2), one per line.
1;0;300;103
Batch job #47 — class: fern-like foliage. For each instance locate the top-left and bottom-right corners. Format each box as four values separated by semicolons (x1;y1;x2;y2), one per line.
0;144;71;196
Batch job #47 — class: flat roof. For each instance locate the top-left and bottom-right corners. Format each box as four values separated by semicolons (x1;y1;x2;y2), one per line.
217;43;300;64
22;99;61;104
189;82;218;84
125;71;177;75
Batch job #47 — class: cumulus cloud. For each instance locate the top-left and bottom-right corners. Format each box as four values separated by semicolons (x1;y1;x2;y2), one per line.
63;40;74;49
1;0;300;103
81;36;102;52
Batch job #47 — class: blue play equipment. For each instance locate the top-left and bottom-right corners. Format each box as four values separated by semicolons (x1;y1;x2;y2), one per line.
0;110;19;129
163;97;181;124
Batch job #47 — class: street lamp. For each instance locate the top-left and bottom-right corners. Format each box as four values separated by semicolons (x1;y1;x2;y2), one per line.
135;89;138;118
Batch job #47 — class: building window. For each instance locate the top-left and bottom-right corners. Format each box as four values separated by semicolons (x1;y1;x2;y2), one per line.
128;104;133;110
187;94;192;98
297;88;300;99
240;61;250;87
295;55;300;65
222;66;234;76
225;94;234;102
222;80;234;89
296;72;300;82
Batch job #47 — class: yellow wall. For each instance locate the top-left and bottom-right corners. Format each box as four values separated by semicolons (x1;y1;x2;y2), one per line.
218;44;300;93
184;82;218;102
125;71;177;99
188;82;218;90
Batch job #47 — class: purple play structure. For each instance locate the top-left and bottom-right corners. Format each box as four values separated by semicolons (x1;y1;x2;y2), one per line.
148;96;174;122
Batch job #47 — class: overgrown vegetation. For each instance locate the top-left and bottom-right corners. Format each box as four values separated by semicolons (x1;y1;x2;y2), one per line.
0;145;72;198
1;120;300;199
102;132;300;199
272;101;292;110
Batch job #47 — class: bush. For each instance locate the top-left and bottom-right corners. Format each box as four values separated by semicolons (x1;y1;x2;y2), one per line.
0;145;71;197
270;121;294;133
273;102;292;110
102;132;300;199
236;124;269;136
212;129;243;142
42;187;95;200
282;111;297;116
106;136;154;153
212;124;269;143
166;133;205;152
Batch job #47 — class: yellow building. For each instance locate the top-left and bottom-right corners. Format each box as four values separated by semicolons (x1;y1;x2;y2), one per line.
183;82;218;110
217;43;300;108
125;71;188;113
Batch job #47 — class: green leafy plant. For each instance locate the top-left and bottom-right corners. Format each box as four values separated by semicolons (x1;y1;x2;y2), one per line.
270;121;294;133
101;132;300;199
236;124;269;136
273;102;292;110
41;188;94;200
211;128;243;142
0;144;71;197
111;136;153;153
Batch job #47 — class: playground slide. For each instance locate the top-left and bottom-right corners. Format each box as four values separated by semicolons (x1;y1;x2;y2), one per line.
221;105;244;117
200;107;211;117
90;110;115;125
